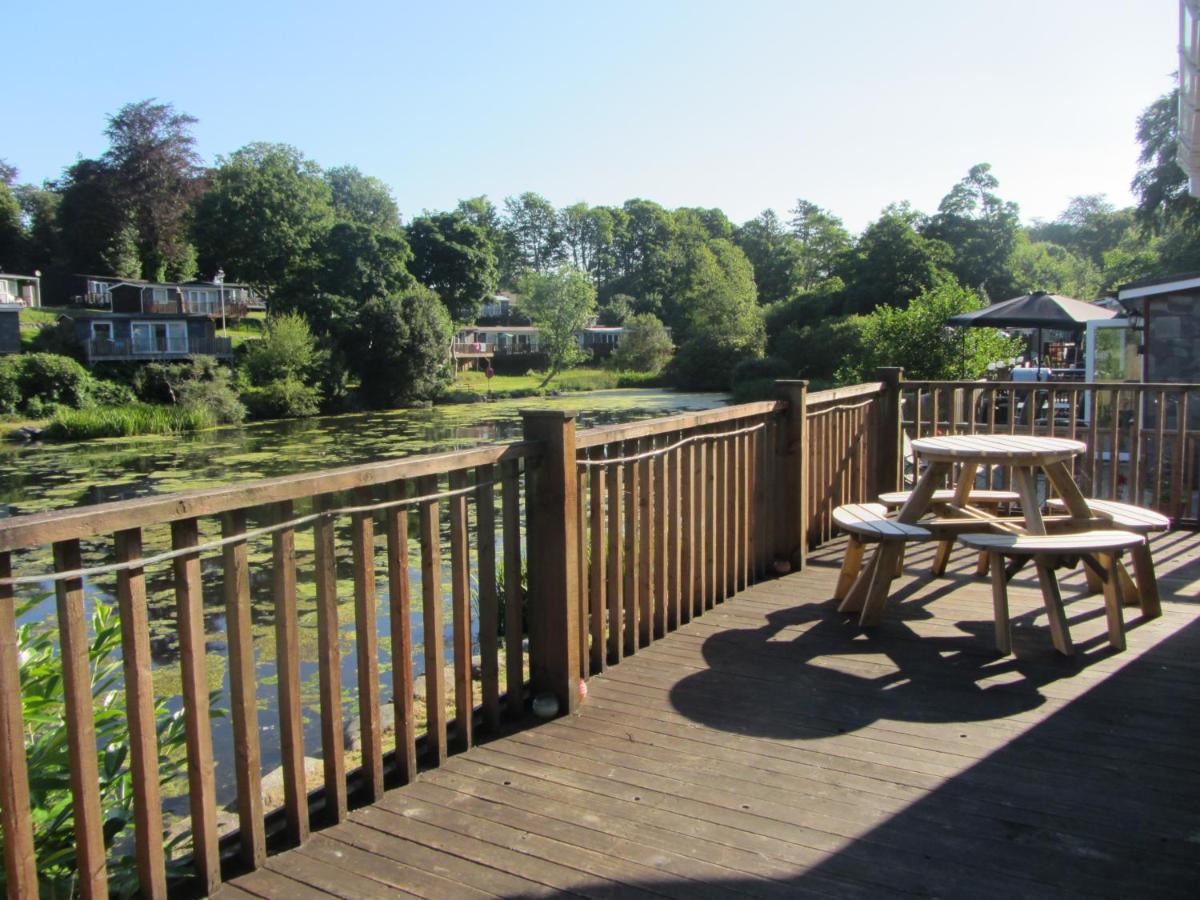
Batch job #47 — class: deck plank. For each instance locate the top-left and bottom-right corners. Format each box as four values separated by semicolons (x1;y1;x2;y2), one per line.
229;532;1200;899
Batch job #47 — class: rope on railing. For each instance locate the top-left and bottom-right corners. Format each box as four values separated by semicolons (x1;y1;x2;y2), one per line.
576;421;766;467
806;398;876;416
0;478;497;588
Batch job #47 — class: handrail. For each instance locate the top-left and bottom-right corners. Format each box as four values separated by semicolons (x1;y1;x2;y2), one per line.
575;399;782;449
901;379;1200;391
806;381;885;407
0;440;538;552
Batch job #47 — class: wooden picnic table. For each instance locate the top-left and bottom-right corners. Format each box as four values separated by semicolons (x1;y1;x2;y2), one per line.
841;434;1098;625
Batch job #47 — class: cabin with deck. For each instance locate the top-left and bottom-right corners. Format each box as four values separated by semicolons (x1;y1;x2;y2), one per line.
0;272;41;354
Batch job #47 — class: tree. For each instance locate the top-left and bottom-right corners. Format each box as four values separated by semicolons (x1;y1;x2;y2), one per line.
612;313;673;373
56;159;141;278
0;180;22;271
406;212;499;322
456;195;515;283
504;192;562;275
1131;88;1199;232
193;143;334;292
924;163;1021;298
1029;194;1135;267
518;267;597;386
837;208;954;314
558;202;615;280
102;99;202;280
733;210;805;305
326;165;402;231
317;222;413;304
666;239;765;390
14;185;62;273
788;200;850;289
1007;234;1101;299
345;286;453;408
838;281;1020;382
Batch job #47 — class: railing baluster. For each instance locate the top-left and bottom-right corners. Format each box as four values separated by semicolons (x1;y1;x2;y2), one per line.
653;447;667;638
1109;388;1121;499
385;482;417;781
1154;391;1167;511
576;458;588;679
271;501;309;840
501;461;524;717
670;439;683;626
588;463;606;672
0;551;37;898
222;510;266;867
475;466;501;732
312;495;347;821
623;445;639;654
350;487;384;798
1131;390;1144;505
695;436;709;612
1088;387;1101;496
448;470;473;752
113;529;168;898
1171;393;1188;520
732;429;743;593
420;475;448;764
681;441;694;620
170;520;219;892
638;448;653;646
605;459;623;664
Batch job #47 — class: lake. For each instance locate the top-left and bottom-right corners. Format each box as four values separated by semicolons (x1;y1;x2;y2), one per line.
1;389;729;812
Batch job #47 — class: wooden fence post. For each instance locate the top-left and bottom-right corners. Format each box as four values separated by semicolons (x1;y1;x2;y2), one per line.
774;380;809;569
521;410;582;716
876;367;905;496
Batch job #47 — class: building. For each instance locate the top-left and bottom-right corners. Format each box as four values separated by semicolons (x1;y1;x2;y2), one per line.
69;274;264;318
1116;272;1200;383
452;323;639;370
0;273;42;355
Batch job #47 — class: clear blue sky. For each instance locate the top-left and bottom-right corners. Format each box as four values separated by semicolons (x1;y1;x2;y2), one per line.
5;0;1177;232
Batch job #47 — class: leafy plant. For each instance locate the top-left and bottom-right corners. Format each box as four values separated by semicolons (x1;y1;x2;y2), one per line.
1;597;204;897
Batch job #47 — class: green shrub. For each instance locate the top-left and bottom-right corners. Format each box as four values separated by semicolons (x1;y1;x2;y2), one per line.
87;379;136;407
241;377;321;419
133;358;245;424
15;353;92;410
611;313;674;373
5;597;197;895
0;357;22;414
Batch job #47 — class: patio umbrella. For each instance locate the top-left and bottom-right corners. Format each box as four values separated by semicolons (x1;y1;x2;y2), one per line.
947;290;1117;366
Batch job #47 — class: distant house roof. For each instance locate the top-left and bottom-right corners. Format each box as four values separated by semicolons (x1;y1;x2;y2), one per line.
1117;272;1200;300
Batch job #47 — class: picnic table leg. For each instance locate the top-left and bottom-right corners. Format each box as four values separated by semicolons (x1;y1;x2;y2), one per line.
1098;552;1126;651
1131;542;1162;618
1042;461;1093;522
1034;556;1073;655
838;547;877;613
1083;565;1103;595
932;462;977;576
989;551;1011;655
1115;559;1139;608
859;542;902;626
834;535;865;602
975;550;990;578
1011;467;1046;535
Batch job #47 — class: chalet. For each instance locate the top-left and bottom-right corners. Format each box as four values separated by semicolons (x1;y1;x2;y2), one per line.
452;323;639;370
0;273;41;355
73;312;232;363
69;274;264;318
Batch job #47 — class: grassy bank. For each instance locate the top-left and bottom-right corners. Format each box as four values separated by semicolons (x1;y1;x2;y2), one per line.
445;367;663;401
45;403;214;440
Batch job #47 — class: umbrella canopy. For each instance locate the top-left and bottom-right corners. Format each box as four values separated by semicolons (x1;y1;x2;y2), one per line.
947;291;1117;328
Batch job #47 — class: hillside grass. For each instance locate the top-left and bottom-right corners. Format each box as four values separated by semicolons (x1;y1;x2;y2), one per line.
446;366;663;400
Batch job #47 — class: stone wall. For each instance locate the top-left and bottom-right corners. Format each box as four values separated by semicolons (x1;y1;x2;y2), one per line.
1146;293;1200;383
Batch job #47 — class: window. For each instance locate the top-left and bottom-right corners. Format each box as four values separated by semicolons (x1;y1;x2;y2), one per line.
87;280;111;296
131;320;188;354
185;289;218;314
90;321;113;340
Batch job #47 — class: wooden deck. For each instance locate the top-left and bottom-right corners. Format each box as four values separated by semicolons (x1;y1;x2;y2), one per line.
223;531;1200;899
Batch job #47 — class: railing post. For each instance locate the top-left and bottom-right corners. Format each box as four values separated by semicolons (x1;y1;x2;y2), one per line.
521;410;582;716
774;380;809;570
876;367;905;496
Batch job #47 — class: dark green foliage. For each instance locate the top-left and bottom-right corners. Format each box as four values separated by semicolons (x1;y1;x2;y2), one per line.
56;159;142;278
316;222;414;305
729;355;791;401
345;285;453;407
733;210;805;305
133;357;245;423
836;208;954;314
923;163;1021;298
326;165;402;231
241;377;321;419
771;316;865;383
1132;88;1199;233
0;353;92;415
192;142;334;292
28;317;86;362
406;212;499;322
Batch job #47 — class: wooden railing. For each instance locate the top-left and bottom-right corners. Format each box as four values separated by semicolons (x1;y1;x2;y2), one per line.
0;379;889;897
85;336;235;362
901;378;1200;523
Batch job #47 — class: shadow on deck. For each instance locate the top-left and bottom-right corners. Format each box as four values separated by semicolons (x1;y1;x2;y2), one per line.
224;532;1200;899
